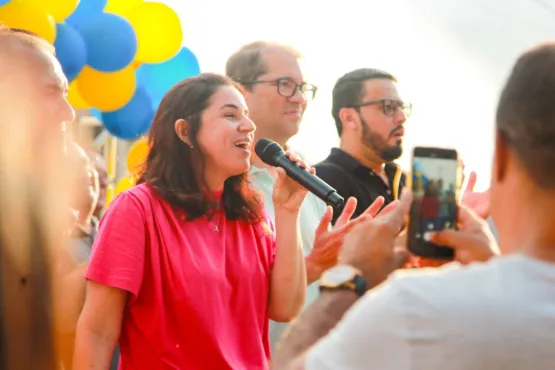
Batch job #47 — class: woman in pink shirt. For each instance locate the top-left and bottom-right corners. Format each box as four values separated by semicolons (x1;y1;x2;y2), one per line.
73;73;309;369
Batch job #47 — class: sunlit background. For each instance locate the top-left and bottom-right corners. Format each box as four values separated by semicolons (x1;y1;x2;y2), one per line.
160;0;555;190
2;0;552;191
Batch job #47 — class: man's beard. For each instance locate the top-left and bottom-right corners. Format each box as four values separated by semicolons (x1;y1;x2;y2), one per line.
360;117;403;162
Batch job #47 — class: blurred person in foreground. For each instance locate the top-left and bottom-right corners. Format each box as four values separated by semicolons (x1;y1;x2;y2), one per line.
273;42;555;369
0;25;77;369
73;73;309;369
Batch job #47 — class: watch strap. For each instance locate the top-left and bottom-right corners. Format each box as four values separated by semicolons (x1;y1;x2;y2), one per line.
319;274;368;297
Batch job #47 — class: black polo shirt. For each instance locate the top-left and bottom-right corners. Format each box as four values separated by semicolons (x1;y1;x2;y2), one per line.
314;148;407;224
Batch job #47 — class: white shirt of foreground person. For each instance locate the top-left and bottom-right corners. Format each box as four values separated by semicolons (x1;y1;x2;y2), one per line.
250;165;326;348
305;254;555;370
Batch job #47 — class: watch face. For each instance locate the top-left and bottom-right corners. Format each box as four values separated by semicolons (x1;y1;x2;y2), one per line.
324;265;357;286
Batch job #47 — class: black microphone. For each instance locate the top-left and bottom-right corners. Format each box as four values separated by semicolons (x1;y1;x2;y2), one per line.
255;138;344;210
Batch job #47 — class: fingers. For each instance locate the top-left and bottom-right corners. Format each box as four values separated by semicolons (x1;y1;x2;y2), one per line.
284;151;297;160
465;171;477;193
285;151;313;173
398;188;413;210
333;214;371;236
431;227;499;264
360;196;385;218
334;197;357;228
274;167;286;188
377;199;399;217
318;233;346;256
315;206;333;236
428;228;471;249
381;188;412;229
457;204;483;229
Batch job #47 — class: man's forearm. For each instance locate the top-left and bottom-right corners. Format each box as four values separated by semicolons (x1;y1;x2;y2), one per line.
271;290;359;369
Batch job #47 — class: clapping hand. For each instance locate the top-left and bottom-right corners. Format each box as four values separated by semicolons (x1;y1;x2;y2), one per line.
306;196;386;283
461;171;490;219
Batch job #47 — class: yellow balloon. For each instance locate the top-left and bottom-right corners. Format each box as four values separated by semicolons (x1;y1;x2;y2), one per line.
13;0;80;22
127;138;149;179
127;2;183;63
67;81;90;109
0;2;56;44
105;0;142;16
77;66;136;112
115;175;135;196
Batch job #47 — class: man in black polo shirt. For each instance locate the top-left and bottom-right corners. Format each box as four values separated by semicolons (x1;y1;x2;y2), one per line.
315;68;411;224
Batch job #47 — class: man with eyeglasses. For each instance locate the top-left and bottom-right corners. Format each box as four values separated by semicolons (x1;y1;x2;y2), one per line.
226;42;367;354
315;68;412;224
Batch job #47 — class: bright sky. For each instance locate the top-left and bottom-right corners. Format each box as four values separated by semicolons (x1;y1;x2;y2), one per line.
160;0;555;191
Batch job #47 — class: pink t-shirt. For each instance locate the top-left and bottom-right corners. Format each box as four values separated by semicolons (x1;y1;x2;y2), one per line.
86;184;276;369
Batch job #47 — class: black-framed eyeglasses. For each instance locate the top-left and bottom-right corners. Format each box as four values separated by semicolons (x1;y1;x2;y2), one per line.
244;78;318;100
351;99;412;117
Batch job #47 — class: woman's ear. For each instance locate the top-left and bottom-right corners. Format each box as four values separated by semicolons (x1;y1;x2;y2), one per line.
174;119;193;148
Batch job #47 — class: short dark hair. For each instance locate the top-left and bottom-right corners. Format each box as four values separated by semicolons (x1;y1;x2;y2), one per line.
226;41;302;89
496;43;555;189
137;73;264;223
332;68;396;136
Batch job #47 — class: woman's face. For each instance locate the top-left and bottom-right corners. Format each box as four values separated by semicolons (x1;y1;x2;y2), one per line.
196;85;256;188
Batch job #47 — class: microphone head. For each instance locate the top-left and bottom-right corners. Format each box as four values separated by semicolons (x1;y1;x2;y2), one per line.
255;138;284;166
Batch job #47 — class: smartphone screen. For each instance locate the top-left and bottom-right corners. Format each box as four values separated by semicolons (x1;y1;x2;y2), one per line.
407;147;460;259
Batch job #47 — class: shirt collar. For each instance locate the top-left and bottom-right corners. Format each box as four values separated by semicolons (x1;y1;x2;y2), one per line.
326;148;400;175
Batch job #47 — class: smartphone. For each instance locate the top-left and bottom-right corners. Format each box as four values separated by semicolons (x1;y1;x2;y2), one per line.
407;147;461;259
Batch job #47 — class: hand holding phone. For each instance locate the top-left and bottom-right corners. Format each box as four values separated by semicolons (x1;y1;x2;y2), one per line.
407;147;461;260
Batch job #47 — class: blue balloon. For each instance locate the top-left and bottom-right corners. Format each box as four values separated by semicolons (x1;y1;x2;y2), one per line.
137;47;201;111
90;108;102;121
101;88;154;140
66;0;107;27
54;23;86;82
77;13;137;72
0;0;10;5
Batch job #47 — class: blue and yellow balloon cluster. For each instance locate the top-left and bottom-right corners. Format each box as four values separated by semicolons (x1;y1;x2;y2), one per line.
0;0;201;140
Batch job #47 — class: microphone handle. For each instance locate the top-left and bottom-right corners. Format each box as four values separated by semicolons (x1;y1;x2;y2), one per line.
274;153;344;209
